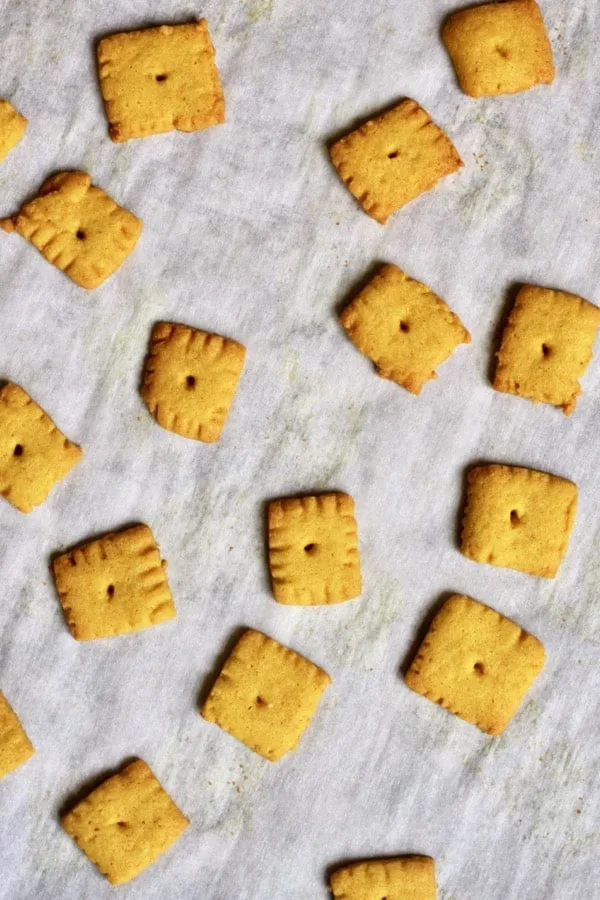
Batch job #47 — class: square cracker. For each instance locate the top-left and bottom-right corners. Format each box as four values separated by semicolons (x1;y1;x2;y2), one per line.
97;20;225;143
330;856;436;900
443;0;554;98
494;285;600;415
268;492;361;605
61;759;189;886
0;382;82;514
141;322;246;443
52;524;176;640
461;464;577;578
340;263;470;394
330;99;462;224
201;629;331;761
405;594;545;735
0;99;27;163
0;171;142;289
0;691;35;780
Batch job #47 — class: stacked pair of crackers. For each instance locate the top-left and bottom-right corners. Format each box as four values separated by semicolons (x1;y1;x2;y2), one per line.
0;1;596;897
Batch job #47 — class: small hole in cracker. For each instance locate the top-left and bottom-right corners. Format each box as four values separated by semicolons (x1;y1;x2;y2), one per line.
256;696;267;706
304;543;317;555
76;229;86;240
474;662;484;676
117;821;127;828
186;375;196;389
107;584;115;598
399;321;409;333
542;343;551;358
510;509;521;527
388;150;399;159
13;444;23;457
156;74;167;82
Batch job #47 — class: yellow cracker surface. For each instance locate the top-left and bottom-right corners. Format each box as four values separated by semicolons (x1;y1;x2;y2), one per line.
52;524;175;640
494;285;600;415
0;99;27;163
330;99;462;223
330;856;436;900
443;0;554;98
61;759;189;886
268;492;361;605
405;594;545;735
141;322;246;442
0;382;82;513
0;171;142;289
201;629;331;761
341;263;470;394
0;691;35;780
97;20;225;142
461;464;577;578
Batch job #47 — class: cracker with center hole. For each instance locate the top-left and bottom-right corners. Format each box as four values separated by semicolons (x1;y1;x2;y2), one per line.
461;464;577;578
61;759;189;886
340;263;470;394
52;524;175;640
494;285;600;415
0;382;82;513
0;99;27;163
141;322;246;443
329;856;436;900
0;691;35;780
201;629;331;761
330;99;462;224
97;20;225;142
0;171;142;289
268;492;361;605
443;0;554;98
405;594;545;735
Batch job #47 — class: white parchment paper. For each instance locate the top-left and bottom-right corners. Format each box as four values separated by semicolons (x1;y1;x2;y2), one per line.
1;0;599;897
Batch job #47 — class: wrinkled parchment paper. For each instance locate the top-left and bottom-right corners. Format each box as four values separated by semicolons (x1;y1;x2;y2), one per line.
1;1;599;897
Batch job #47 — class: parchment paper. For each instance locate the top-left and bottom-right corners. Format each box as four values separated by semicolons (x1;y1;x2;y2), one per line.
0;0;599;897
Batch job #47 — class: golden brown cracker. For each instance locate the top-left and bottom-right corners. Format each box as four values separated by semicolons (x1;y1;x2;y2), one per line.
330;856;436;900
443;0;554;97
405;594;545;735
61;759;189;886
330;99;462;223
97;20;224;142
0;99;27;163
461;464;577;578
0;691;35;780
0;171;142;289
494;285;600;414
141;322;246;443
0;382;82;513
340;263;470;394
52;524;175;640
201;629;331;761
268;492;361;605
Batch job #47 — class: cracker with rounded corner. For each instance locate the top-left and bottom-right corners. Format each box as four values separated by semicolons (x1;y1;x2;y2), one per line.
141;322;246;442
97;20;225;142
61;759;189;886
330;99;462;224
461;464;577;578
330;856;436;900
201;629;331;761
268;492;361;605
52;524;176;640
494;285;600;415
0;171;142;289
0;382;82;514
405;594;545;735
0;99;27;163
443;0;554;98
0;690;35;780
340;263;470;394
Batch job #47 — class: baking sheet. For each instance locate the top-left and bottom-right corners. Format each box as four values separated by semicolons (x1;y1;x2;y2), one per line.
1;0;599;897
